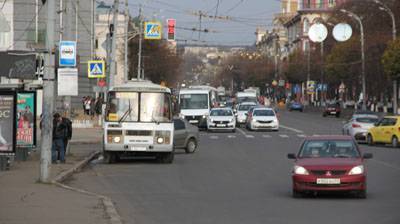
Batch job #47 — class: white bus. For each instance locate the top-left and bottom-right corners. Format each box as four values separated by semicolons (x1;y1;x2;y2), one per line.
103;80;174;163
178;86;217;128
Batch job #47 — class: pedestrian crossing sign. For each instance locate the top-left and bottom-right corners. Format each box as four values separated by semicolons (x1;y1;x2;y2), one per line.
144;21;162;40
88;60;105;78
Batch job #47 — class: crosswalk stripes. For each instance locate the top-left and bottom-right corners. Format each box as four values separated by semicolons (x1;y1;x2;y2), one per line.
203;133;334;140
262;134;272;138
228;135;236;138
297;134;307;138
246;135;255;138
279;134;289;138
210;136;219;140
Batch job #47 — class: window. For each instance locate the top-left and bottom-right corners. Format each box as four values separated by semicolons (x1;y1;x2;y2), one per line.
140;93;172;122
106;92;139;122
179;94;209;110
253;110;275;116
299;140;360;158
303;19;310;34
210;109;233;116
328;0;336;7
174;119;185;130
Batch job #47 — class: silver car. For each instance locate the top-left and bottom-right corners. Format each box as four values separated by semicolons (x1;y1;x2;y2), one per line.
207;108;236;132
342;114;379;142
235;102;257;126
173;118;199;153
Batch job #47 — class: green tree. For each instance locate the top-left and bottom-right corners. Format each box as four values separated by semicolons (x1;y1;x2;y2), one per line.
382;39;400;80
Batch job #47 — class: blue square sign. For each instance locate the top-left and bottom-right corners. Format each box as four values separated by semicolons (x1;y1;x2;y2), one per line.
59;41;77;67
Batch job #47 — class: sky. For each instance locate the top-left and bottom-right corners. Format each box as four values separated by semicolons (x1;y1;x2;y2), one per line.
123;0;281;46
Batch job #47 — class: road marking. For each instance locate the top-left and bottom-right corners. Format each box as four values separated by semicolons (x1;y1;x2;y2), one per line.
371;159;400;172
297;134;307;138
210;136;219;140
313;134;321;137
237;128;255;138
263;134;272;138
228;135;236;138
279;124;304;133
246;135;255;138
279;134;289;138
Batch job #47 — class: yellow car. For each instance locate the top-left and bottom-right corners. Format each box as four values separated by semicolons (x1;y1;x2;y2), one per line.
367;116;400;148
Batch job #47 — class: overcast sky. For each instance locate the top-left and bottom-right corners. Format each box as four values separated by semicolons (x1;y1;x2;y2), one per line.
123;0;280;46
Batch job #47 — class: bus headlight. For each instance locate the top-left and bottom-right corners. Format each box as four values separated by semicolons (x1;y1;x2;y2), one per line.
114;136;121;143
155;131;171;144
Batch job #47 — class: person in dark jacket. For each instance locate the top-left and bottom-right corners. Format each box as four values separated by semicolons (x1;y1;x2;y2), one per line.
52;113;68;164
61;116;73;157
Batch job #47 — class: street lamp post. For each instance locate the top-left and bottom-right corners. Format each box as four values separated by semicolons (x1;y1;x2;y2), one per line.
373;0;397;114
340;9;366;111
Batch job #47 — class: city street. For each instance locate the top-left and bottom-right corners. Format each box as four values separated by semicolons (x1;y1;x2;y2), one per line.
70;110;400;224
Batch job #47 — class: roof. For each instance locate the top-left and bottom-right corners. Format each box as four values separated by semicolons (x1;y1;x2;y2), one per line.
110;80;170;93
239;102;257;105
179;89;210;94
304;135;354;141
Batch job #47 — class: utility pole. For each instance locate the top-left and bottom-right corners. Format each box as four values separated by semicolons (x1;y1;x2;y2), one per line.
320;41;324;104
198;11;203;41
59;0;63;42
75;0;79;43
40;0;56;183
124;0;129;82
63;0;73;116
91;0;95;58
137;4;143;80
110;0;120;87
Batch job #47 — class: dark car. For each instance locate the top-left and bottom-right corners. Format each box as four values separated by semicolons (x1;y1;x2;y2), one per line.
173;118;199;153
289;101;304;112
287;135;372;198
323;103;341;117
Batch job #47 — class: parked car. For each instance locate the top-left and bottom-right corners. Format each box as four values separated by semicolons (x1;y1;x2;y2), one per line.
288;135;373;198
207;108;236;132
367;116;400;148
342;115;379;143
235;102;257;126
288;101;304;112
246;107;279;131
323;103;341;117
173;118;199;153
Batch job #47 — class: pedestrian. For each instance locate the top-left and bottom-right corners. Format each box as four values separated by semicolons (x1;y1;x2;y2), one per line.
84;97;91;115
52;113;68;164
95;96;103;115
61;116;72;157
90;97;96;117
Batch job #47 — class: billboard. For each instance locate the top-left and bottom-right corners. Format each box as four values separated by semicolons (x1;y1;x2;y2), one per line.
0;92;16;155
16;92;36;148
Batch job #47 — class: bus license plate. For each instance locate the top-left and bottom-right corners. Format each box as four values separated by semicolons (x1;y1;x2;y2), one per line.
316;178;340;184
131;146;146;151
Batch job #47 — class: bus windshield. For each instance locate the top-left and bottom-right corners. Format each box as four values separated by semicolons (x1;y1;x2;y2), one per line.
180;94;208;110
106;92;172;122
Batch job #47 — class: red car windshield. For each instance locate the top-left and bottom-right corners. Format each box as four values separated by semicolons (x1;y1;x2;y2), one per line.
299;140;360;159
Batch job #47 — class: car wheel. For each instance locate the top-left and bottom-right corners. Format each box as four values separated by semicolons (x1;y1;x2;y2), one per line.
367;134;374;146
391;136;399;148
336;113;340;118
185;138;197;154
103;151;116;164
232;128;236;133
300;109;303;112
323;113;327;117
159;152;174;164
356;190;367;199
292;189;302;198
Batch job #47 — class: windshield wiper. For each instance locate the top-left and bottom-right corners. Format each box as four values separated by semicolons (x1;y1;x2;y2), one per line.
118;100;132;123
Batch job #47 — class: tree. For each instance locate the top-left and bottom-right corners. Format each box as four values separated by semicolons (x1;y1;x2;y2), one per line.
382;39;400;80
128;37;183;87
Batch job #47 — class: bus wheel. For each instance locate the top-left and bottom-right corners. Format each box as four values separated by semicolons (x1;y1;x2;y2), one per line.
104;151;116;164
159;152;174;164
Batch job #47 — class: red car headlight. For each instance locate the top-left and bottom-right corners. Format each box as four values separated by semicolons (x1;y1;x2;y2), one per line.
349;165;364;175
293;165;309;175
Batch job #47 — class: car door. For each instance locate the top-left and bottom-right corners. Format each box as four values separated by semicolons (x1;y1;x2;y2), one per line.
382;118;398;143
375;118;390;142
173;119;187;148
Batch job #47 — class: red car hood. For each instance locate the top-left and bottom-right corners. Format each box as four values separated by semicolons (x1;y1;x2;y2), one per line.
296;158;362;170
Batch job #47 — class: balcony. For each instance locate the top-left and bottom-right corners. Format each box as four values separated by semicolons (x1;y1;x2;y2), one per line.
299;0;343;12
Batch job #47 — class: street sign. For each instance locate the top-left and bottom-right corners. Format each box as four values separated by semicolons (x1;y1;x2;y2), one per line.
278;79;285;87
333;23;353;42
144;21;162;40
98;79;106;87
307;80;316;94
308;23;328;43
167;19;176;41
59;41;77;67
88;60;105;78
57;68;78;96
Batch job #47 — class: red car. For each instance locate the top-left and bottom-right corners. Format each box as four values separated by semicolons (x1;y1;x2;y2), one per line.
323;103;341;117
287;136;372;198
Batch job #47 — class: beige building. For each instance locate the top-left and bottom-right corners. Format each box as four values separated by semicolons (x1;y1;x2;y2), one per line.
95;1;132;86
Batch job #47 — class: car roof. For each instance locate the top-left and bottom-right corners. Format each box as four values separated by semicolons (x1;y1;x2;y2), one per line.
253;107;273;110
239;102;257;105
304;135;354;141
211;107;232;111
352;114;379;118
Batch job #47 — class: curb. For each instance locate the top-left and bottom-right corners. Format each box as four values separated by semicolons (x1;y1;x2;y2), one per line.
69;139;102;145
51;151;123;224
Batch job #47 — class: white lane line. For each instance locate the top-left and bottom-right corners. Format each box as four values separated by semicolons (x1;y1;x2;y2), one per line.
237;128;255;138
210;136;219;140
371;159;400;172
263;134;272;138
313;134;321;137
228;135;236;139
297;134;307;138
279;124;304;133
279;134;289;138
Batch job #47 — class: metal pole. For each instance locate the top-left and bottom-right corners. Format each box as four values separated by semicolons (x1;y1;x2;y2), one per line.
40;0;56;183
75;0;79;43
124;0;129;82
35;0;39;43
320;41;324;104
91;0;95;58
59;0;63;41
137;5;142;80
110;0;120;87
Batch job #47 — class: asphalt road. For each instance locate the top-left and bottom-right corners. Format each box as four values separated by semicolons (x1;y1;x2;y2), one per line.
70;109;400;224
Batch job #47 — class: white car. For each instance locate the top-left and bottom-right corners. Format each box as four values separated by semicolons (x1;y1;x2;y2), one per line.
343;114;379;142
235;102;257;126
246;107;279;131
207;108;236;132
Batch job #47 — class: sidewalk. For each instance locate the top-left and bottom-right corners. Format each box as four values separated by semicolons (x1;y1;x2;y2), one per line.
0;127;107;224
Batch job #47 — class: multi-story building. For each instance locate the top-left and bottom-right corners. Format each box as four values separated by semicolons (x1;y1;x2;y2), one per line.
0;0;96;112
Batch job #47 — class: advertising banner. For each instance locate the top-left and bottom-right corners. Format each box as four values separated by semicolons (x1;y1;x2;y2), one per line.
16;92;36;148
0;92;16;155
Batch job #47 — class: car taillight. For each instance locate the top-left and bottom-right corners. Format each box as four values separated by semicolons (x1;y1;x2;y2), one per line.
352;123;361;128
